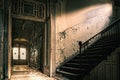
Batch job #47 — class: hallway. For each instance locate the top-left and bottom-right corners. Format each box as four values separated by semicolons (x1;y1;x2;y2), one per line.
0;0;120;80
10;65;56;80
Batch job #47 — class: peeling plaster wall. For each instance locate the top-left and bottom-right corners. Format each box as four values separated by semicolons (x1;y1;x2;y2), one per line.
55;0;113;66
29;23;44;69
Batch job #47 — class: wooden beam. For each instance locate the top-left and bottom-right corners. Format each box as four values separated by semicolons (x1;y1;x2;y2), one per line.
12;14;45;22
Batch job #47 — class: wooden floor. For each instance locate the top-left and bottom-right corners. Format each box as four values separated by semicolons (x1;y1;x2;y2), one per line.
10;65;56;80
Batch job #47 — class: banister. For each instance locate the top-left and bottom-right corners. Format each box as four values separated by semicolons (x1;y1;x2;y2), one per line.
81;18;120;52
57;17;120;70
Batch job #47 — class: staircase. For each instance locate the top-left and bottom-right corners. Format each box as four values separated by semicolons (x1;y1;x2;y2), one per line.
56;18;120;80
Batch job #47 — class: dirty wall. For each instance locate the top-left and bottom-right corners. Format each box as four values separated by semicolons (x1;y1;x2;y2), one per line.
55;0;113;66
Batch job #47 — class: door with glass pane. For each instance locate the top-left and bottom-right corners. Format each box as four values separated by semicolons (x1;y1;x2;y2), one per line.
13;47;27;65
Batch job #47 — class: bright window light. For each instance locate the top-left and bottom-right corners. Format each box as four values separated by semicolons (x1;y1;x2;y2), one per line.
20;48;26;60
13;47;19;60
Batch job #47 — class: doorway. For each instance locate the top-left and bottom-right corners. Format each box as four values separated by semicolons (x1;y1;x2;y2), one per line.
11;18;45;72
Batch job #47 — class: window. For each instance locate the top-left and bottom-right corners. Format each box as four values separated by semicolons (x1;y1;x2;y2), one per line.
20;48;26;60
13;47;19;60
24;3;34;15
13;47;26;60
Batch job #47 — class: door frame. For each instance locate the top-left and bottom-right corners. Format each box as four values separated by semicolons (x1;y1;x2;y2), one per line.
9;18;51;76
8;4;12;79
8;0;56;79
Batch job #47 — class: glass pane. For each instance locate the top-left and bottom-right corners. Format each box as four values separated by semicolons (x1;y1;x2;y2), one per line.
20;48;26;60
24;3;34;15
13;47;19;60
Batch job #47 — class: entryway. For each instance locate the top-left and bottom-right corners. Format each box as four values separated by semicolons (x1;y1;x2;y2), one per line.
11;18;46;78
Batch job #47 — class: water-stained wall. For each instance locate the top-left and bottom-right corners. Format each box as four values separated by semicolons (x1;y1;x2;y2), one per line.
55;0;113;66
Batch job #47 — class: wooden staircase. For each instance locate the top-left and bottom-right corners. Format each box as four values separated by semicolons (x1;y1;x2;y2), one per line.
56;18;120;80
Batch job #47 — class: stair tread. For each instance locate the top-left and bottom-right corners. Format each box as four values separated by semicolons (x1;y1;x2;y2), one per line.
57;70;79;76
66;63;80;65
61;66;80;70
61;66;90;72
66;62;96;65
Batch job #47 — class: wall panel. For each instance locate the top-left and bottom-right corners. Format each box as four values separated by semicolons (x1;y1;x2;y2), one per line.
84;50;119;80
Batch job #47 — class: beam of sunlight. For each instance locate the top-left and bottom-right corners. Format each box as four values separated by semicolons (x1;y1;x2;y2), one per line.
56;3;112;33
56;3;113;64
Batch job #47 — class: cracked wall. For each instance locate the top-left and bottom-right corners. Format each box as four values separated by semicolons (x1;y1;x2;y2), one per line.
55;0;113;67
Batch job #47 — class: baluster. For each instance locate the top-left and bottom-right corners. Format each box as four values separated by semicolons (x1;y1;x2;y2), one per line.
109;27;111;38
101;31;104;39
112;25;115;39
112;26;113;35
112;26;114;40
109;27;111;37
115;24;117;40
106;29;108;38
116;23;118;40
117;22;119;38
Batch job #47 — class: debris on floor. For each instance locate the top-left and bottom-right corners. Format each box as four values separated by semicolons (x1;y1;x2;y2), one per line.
11;65;57;80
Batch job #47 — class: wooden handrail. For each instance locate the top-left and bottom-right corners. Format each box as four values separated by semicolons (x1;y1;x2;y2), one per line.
57;18;120;70
81;18;120;52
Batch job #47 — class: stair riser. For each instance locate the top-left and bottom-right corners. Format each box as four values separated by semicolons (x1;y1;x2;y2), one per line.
83;48;115;55
60;68;89;74
64;64;96;69
86;45;116;51
69;59;102;64
60;69;80;74
97;36;119;42
78;56;104;59
92;41;119;47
